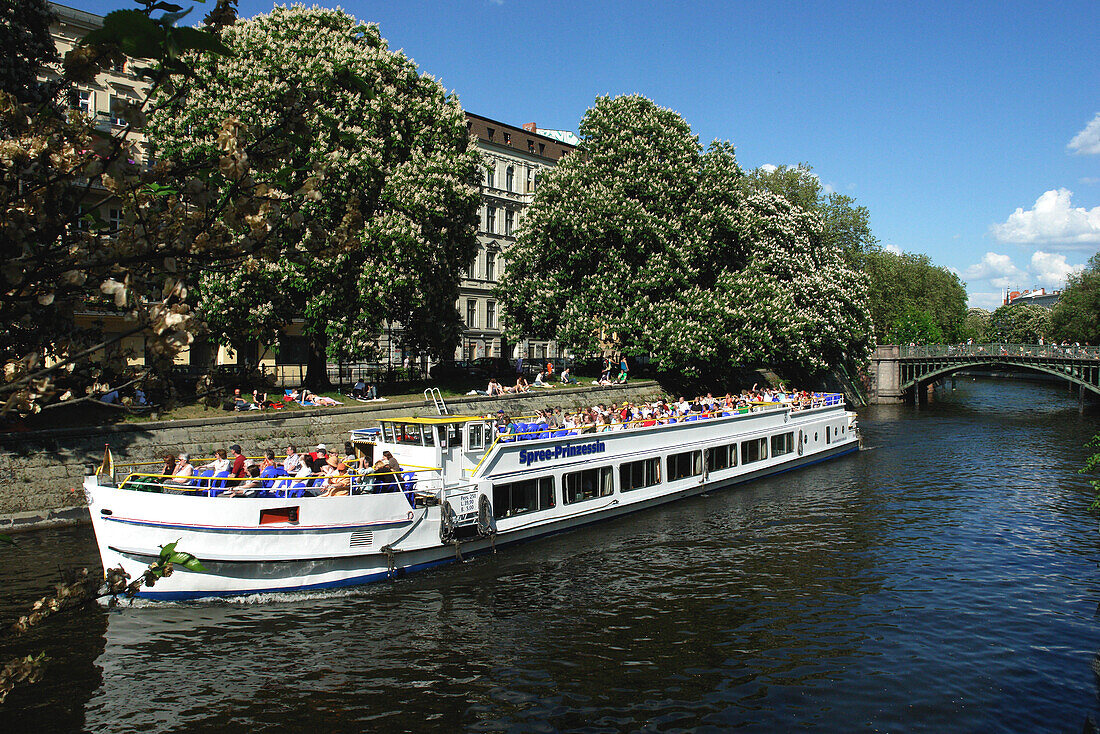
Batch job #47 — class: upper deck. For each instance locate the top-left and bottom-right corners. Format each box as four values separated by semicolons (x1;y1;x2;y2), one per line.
353;394;850;485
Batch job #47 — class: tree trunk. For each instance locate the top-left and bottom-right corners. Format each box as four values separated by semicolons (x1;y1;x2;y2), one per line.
303;334;332;391
497;334;512;376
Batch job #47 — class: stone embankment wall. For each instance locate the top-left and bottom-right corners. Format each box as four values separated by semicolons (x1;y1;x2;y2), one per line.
0;381;663;531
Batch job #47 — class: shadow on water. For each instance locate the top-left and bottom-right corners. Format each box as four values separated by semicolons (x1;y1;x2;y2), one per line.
2;377;1100;732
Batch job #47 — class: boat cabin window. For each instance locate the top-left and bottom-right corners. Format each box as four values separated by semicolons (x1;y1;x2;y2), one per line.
493;476;555;518
393;423;429;446
468;423;484;450
381;423;394;443
436;423;462;448
483;424;495;447
706;443;737;473
620;457;661;492
771;432;795;457
562;466;613;504
741;437;768;464
667;450;702;481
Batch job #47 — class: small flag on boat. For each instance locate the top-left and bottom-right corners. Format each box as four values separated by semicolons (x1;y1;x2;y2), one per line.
97;445;114;477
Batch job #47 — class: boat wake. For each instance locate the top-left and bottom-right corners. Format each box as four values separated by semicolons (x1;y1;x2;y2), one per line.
100;585;377;608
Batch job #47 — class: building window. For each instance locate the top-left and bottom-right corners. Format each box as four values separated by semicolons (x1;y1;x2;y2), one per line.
466;299;477;328
486;166;495;189
109;95;127;126
666;451;702;481
620;457;661;492
527;139;535;153
503;132;511;145
486;251;496;281
70;89;92;114
771;432;795;457
493;476;555;518
486;206;496;234
486;127;494;141
526;170;534;193
562;466;613;504
504;210;514;236
539;142;545;156
486;301;496;329
108;208;123;236
506;166;514;191
741;437;768;464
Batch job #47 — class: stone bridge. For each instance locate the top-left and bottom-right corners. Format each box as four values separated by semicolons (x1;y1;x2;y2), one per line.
868;344;1100;404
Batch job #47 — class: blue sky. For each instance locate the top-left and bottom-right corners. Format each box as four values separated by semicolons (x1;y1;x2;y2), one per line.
74;0;1100;309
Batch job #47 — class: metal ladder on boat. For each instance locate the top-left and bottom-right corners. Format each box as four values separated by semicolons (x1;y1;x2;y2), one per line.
424;387;449;415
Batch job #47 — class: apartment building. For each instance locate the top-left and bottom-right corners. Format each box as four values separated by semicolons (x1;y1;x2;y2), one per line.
458;114;575;364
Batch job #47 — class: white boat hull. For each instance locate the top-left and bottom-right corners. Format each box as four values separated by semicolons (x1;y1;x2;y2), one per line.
85;403;859;600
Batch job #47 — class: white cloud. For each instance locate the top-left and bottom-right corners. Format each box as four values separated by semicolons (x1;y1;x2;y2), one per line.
759;163;778;173
963;251;1026;288
968;291;1006;310
883;243;902;255
1082;177;1100;185
822;182;836;194
990;188;1100;247
1029;250;1084;286
961;250;1085;303
1068;112;1100;155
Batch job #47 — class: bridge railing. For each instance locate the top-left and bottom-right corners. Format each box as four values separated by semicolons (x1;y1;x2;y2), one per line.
900;343;1100;360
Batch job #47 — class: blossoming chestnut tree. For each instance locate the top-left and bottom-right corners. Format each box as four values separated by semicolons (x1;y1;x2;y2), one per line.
148;6;482;387
496;94;873;378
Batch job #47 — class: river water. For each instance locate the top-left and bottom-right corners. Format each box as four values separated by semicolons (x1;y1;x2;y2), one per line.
2;377;1099;732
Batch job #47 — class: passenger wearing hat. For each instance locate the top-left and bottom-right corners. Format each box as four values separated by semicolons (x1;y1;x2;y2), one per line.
229;444;247;479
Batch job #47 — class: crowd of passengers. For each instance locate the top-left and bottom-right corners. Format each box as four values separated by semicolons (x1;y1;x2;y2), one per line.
152;441;407;498
495;387;830;437
142;387;830;497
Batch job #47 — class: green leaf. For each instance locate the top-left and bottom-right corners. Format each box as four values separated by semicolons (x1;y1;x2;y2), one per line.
158;7;193;26
180;557;207;573
0;533;15;546
82;10;164;59
172;26;233;57
159;540;179;558
167;550;207;572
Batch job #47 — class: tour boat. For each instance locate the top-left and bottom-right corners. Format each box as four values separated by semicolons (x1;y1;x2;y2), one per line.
84;395;859;600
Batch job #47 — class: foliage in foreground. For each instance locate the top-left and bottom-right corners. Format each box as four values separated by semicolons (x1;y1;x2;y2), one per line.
496;94;874;378
0;541;204;704
0;0;345;415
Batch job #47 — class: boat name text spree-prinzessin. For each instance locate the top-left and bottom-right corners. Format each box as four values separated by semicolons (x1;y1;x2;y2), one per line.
519;440;606;466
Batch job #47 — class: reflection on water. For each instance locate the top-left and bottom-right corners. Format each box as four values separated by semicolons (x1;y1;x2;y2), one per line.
2;378;1100;732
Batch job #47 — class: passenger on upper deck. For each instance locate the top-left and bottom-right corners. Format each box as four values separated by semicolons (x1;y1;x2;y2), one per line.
167;453;193;485
199;449;230;475
283;444;303;475
229;445;248;480
382;450;402;475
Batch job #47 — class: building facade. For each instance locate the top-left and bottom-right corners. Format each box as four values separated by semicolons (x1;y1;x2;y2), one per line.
458;115;575;364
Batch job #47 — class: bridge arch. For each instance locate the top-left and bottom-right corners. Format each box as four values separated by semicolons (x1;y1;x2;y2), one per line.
902;361;1100;398
869;344;1100;404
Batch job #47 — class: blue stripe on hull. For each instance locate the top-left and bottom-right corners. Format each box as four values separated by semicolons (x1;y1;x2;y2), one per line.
137;558;455;600
135;443;859;600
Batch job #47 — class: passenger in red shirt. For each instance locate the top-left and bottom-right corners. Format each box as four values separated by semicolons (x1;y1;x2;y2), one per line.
229;444;247;478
